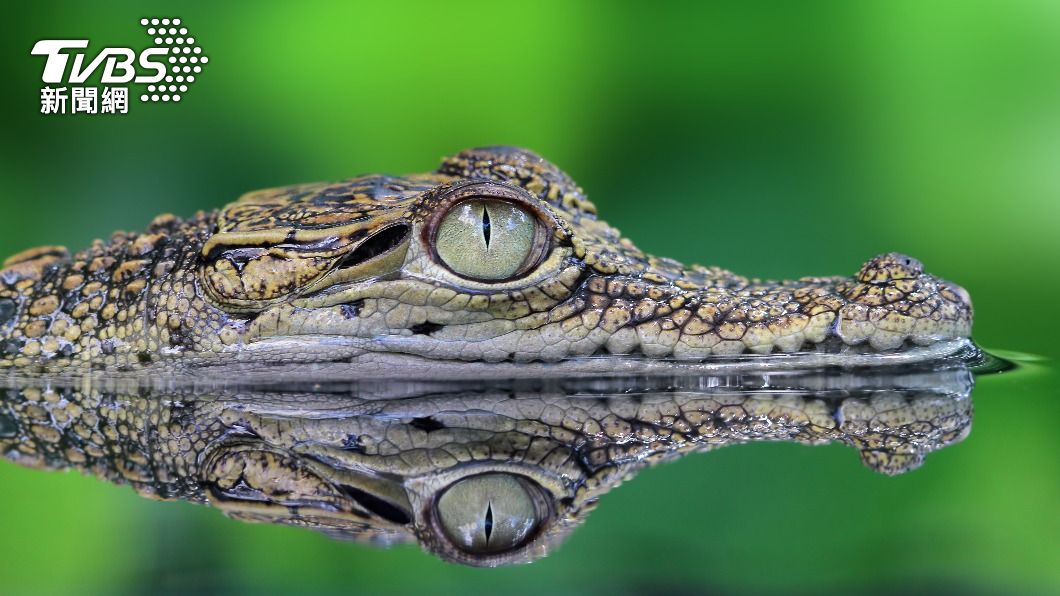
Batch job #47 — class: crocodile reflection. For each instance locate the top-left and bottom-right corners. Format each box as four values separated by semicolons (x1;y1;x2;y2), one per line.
0;366;974;567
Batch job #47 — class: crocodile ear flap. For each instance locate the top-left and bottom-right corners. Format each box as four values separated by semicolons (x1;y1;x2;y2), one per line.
437;146;598;217
201;443;415;541
200;244;339;312
199;223;413;313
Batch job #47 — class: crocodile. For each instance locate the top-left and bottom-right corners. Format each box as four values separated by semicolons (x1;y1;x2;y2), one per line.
0;146;973;377
0;365;974;566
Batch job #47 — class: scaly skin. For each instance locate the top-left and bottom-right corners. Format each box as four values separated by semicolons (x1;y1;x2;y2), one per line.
0;366;974;566
0;147;973;375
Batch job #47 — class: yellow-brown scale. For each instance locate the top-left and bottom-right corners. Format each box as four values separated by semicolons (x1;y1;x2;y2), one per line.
0;374;974;565
0;147;974;374
0;211;232;374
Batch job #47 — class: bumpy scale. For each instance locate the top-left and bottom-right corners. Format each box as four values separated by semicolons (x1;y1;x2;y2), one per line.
0;367;974;566
0;147;973;374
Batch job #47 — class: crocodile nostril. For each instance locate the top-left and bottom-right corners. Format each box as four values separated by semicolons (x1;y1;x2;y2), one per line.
888;253;923;275
856;253;924;284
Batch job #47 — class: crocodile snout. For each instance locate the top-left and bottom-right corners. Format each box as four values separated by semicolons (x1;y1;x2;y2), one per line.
836;253;973;350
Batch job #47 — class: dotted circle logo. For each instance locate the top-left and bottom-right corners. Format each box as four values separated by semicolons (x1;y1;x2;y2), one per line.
138;18;207;103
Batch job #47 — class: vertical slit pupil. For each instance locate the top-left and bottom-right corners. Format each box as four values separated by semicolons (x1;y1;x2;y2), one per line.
481;205;492;248
484;502;494;542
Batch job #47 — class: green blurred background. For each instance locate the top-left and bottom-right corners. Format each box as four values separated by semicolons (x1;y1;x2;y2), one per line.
1;1;1058;594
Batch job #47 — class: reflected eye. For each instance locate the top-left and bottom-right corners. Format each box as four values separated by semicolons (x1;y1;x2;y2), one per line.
435;473;544;554
434;199;544;281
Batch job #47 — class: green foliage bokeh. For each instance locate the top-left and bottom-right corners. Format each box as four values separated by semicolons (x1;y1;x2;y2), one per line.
0;2;1057;594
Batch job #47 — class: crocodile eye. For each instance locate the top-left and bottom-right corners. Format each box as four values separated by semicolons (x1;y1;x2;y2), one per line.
434;199;544;281
435;473;543;555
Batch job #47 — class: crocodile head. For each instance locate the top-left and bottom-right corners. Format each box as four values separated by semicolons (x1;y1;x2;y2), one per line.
191;146;972;368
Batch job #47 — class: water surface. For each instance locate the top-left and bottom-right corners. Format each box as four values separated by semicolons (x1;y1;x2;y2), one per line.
2;348;1054;594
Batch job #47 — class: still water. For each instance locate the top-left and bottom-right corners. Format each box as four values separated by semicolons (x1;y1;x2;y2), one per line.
1;346;1053;594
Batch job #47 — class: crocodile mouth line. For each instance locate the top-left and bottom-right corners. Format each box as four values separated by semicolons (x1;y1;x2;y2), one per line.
226;335;976;374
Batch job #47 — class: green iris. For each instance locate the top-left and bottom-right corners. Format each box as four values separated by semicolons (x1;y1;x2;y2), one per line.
435;200;537;281
436;474;541;554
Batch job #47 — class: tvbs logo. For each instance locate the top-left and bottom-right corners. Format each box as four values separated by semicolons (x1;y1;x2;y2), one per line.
31;18;208;115
32;40;168;84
